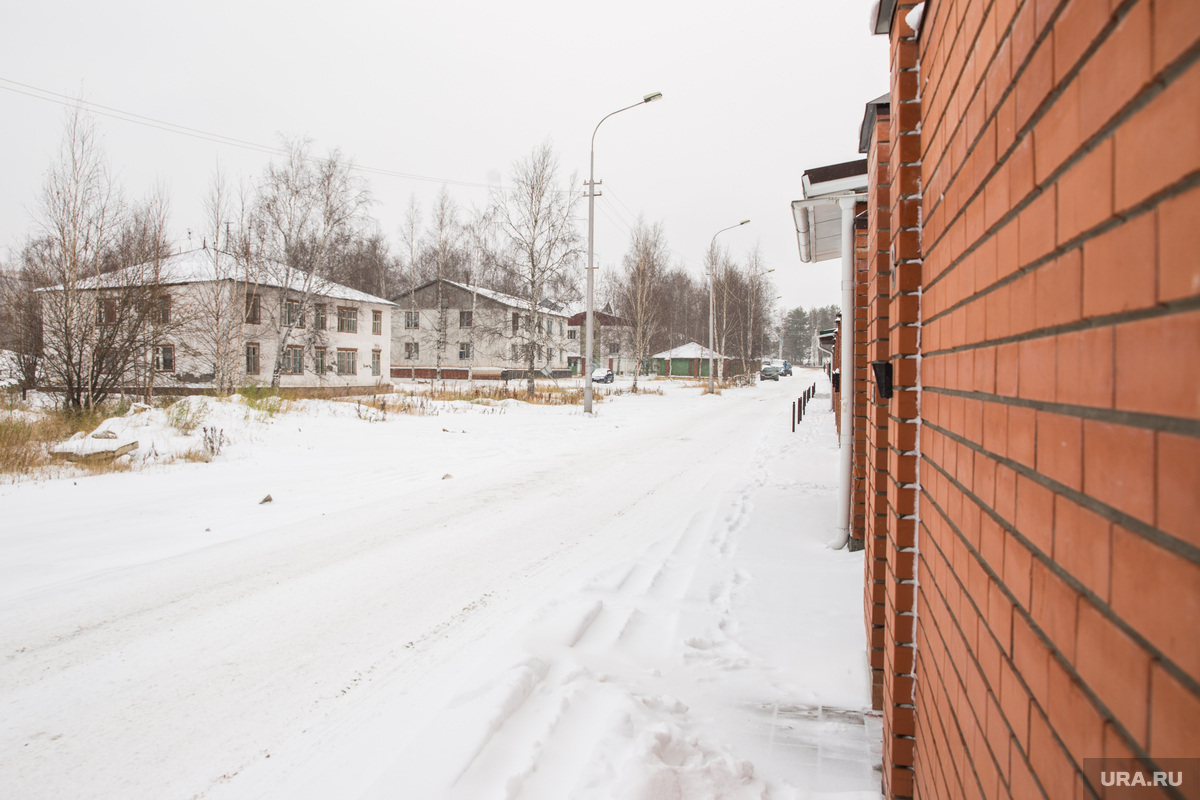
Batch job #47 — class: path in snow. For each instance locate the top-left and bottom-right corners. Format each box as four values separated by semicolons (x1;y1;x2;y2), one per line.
0;371;880;799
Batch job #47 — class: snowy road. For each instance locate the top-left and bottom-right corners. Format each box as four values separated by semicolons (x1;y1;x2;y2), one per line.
0;372;880;799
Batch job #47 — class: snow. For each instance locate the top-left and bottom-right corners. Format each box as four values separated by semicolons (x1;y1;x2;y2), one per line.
0;371;881;799
905;2;925;34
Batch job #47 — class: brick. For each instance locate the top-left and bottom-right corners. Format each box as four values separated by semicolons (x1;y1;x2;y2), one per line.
1047;653;1107;765
1031;560;1078;658
1018;335;1057;403
1035;249;1082;328
1029;707;1076;800
1034;79;1082;185
1148;663;1200;759
1081;212;1156;318
975;346;997;395
1052;496;1111;601
1008;405;1038;469
1017;37;1056;131
1111;527;1200;677
1012;0;1040;70
1055;325;1113;409
1054;0;1115;81
1114;310;1200;419
1154;0;1200;72
1019;188;1057;268
997;342;1020;397
1082;419;1155;524
1005;531;1034;609
1157;432;1200;550
989;576;1015;652
1079;0;1153;140
1158;183;1200;303
1056;137;1114;245
1002;657;1032;749
1017;474;1056;553
1076;599;1152;745
996;464;1019;526
1036;410;1082;490
1009;737;1041;799
1114;52;1200;212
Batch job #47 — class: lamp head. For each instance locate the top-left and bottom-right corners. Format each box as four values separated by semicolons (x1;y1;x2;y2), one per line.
739;219;750;225
643;92;664;103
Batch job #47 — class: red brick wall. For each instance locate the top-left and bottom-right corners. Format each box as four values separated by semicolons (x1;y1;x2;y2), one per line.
871;0;1200;798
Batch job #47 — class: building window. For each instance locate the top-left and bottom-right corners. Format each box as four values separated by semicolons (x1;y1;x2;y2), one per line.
245;343;260;375
512;312;519;334
568;328;578;340
559;320;564;335
336;349;357;375
405;342;419;360
536;316;543;333
608;342;620;355
405;310;419;329
372;310;382;335
314;304;327;331
460;310;473;328
337;307;358;333
371;350;381;376
287;346;303;374
314;347;327;375
148;296;170;325
284;299;305;327
511;343;520;361
459;342;472;360
97;298;117;325
153;344;175;372
245;293;261;324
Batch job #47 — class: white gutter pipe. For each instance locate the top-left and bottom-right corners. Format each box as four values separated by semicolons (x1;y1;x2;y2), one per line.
830;195;858;550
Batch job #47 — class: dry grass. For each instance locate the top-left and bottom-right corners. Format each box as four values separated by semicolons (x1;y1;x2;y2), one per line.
0;403;133;480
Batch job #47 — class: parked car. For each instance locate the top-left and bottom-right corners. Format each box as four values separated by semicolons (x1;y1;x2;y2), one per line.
591;367;615;384
759;365;780;381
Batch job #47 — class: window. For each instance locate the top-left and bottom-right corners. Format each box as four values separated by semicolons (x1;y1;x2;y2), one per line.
314;348;327;375
608;342;620;355
371;350;381;376
245;343;260;375
512;312;519;334
153;345;175;372
338;307;358;333
314;304;327;331
405;342;419;360
511;343;520;361
559;320;564;335
459;342;472;360
286;346;304;374
336;349;357;375
568;328;578;340
245;293;261;324
459;310;473;328
536;317;543;333
146;296;170;324
405;310;419;329
97;299;117;325
284;299;305;327
372;310;382;335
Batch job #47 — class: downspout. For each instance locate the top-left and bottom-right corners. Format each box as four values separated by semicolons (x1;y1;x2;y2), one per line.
831;195;858;550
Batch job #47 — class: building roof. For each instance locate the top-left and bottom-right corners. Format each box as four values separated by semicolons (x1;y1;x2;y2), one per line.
801;159;869;199
396;278;566;316
46;247;394;305
859;93;891;154
650;342;728;360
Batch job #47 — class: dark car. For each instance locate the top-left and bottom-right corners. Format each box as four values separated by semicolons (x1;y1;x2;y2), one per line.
591;368;615;384
759;365;780;381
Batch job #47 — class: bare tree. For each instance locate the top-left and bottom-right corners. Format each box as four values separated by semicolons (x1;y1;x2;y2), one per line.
0;254;44;398
254;136;373;387
492;143;583;394
30;106;174;409
427;188;463;382
615;218;668;392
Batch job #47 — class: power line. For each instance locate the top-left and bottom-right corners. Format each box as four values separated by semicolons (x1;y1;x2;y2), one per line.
0;76;501;190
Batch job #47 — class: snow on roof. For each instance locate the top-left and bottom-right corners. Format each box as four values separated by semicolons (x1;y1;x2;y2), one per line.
46;248;394;305
650;342;728;360
405;278;567;316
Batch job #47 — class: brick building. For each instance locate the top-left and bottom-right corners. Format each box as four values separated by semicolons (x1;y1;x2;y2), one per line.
807;1;1200;797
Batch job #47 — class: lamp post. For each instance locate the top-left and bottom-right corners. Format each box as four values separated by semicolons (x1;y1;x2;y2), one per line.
584;91;663;415
708;219;750;394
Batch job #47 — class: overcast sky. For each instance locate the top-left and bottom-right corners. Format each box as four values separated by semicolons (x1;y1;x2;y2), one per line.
0;0;888;311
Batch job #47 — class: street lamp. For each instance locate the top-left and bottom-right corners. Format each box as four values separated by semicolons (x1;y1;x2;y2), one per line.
708;219;750;394
584;91;663;414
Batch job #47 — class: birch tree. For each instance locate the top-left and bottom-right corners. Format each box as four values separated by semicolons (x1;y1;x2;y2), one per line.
492;143;583;395
254;137;372;387
615;218;668;392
